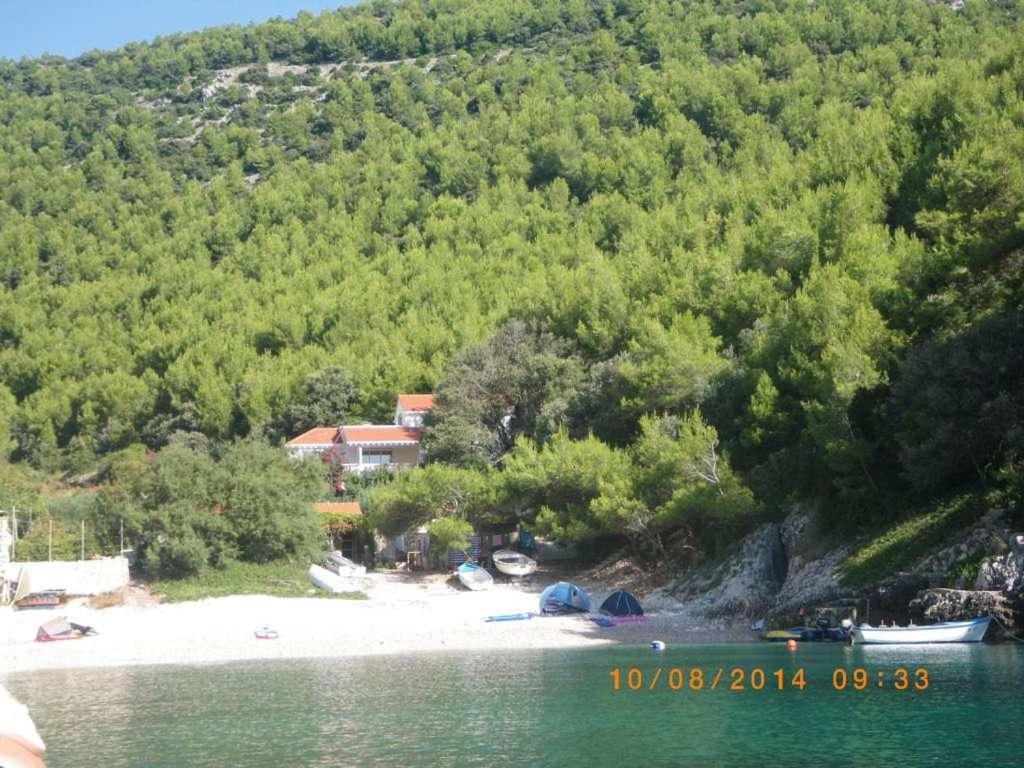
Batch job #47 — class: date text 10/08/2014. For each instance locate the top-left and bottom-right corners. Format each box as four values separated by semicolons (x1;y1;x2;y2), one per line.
609;667;930;692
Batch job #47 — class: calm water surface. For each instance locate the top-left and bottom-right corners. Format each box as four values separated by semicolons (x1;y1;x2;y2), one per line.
4;643;1022;767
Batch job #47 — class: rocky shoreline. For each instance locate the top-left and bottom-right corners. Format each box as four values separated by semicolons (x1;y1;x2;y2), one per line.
646;508;1024;638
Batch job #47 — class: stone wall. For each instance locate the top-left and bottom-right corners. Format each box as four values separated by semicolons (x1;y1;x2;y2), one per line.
2;557;130;596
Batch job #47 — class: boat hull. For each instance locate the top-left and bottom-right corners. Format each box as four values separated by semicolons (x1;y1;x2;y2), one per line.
326;551;367;578
456;563;493;591
492;550;537;577
851;617;991;644
307;564;361;594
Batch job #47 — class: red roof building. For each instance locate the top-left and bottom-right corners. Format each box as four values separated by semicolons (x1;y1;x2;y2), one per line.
394;394;435;428
313;502;362;516
284;394;432;472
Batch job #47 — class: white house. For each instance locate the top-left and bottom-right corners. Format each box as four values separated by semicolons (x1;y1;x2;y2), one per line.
286;394;435;473
394;394;435;428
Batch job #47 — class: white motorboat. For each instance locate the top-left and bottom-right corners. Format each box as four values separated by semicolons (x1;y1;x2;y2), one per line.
307;564;362;595
850;616;992;644
456;562;493;591
492;549;537;577
326;551;367;578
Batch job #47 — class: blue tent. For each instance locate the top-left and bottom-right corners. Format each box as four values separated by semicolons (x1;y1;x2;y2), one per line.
539;582;591;614
599;590;644;617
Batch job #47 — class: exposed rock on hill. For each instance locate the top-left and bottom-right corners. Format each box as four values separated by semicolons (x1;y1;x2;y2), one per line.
648;506;1024;634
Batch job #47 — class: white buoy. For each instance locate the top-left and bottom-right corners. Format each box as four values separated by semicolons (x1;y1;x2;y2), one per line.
650;640;666;651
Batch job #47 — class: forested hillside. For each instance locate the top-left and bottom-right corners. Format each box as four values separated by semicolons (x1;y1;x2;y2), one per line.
0;0;1021;565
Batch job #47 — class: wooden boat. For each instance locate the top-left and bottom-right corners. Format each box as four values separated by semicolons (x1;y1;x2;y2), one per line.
307;564;361;595
326;551;367;578
456;562;493;591
492;549;537;577
15;593;61;610
851;616;991;644
0;684;46;768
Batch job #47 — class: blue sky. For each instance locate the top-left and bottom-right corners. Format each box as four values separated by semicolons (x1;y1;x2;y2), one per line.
0;1;355;60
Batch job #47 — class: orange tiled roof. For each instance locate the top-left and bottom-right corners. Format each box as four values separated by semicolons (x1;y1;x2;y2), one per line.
340;425;422;445
313;502;362;516
396;394;435;412
286;426;339;446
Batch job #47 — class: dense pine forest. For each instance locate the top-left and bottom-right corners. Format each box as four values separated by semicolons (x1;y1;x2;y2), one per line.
0;0;1021;575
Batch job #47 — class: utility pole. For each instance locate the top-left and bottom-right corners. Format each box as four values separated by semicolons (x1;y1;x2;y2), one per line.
120;518;124;556
80;520;85;561
11;507;16;561
48;519;53;562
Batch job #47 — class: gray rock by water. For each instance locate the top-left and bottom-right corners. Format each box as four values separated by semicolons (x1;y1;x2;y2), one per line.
975;534;1024;592
908;588;1015;630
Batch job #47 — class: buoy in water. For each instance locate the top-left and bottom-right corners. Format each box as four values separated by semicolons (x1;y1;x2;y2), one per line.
650;640;666;651
786;639;797;651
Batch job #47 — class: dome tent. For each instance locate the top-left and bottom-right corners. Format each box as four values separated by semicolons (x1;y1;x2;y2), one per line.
539;581;591;614
599;590;644;617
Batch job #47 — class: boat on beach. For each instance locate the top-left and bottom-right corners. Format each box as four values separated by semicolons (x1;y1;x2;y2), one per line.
456;562;493;591
851;616;992;644
492;549;537;577
307;564;362;594
325;551;367;578
15;593;62;610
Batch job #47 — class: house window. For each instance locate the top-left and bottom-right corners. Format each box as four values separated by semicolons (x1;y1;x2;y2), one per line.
401;413;424;427
363;450;392;466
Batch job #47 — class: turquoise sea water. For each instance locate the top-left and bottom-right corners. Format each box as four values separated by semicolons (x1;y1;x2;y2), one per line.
4;643;1022;767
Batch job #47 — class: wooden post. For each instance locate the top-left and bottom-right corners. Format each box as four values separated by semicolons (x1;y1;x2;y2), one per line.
80;520;85;560
11;507;16;561
120;518;124;555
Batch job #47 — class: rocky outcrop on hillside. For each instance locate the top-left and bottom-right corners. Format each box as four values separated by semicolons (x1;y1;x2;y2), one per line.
909;588;1018;627
647;507;858;621
647;506;1024;634
975;534;1024;592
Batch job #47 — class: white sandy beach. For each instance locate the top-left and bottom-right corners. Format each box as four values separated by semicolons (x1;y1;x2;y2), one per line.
1;572;750;674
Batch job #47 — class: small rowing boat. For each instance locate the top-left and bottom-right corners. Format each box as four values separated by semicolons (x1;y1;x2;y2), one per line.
15;593;61;610
851;616;992;644
325;551;367;578
456;562;493;591
492;549;537;577
307;564;361;595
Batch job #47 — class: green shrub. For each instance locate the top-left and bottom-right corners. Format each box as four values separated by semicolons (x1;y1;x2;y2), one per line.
839;494;986;587
147;526;210;579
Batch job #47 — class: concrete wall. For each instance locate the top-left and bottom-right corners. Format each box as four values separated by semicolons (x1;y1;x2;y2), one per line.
2;557;130;596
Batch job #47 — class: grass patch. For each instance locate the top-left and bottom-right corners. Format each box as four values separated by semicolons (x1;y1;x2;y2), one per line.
148;559;368;603
943;547;989;588
838;493;987;587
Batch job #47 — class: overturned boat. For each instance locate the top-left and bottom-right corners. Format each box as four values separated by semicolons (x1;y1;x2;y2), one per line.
851;616;992;644
456;562;493;591
492;549;537;577
307;564;362;595
325;551;367;578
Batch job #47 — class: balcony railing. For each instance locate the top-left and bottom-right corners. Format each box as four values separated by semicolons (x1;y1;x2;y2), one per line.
340;462;417;474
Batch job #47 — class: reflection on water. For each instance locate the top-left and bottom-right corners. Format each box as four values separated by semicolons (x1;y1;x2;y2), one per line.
3;643;1022;768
